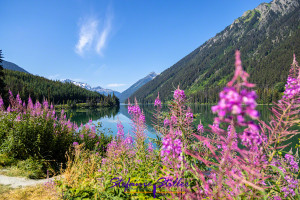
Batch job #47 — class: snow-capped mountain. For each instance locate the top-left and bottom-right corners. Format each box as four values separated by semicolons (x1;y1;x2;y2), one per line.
63;79;92;90
62;79;121;97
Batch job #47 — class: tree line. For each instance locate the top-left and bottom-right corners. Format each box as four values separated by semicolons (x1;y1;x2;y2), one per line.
0;50;119;107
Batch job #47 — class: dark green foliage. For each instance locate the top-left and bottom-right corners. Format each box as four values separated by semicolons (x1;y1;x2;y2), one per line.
128;2;300;105
0;50;7;104
3;69;119;106
0;111;113;174
0;112;73;163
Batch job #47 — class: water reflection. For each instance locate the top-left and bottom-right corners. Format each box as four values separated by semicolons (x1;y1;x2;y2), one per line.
67;104;273;137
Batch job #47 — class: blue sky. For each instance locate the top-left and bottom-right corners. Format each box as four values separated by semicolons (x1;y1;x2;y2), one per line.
0;0;269;92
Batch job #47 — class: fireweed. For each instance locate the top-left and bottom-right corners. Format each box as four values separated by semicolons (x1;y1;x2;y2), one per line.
38;52;300;199
0;91;111;171
92;99;165;199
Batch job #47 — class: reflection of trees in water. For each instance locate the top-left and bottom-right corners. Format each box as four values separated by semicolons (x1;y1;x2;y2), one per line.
141;104;273;130
67;106;120;125
67;104;274;134
119;104;163;133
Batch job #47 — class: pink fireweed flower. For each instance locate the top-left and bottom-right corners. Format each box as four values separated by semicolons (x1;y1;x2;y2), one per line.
8;90;13;98
148;142;154;153
88;133;96;138
73;142;79;146
171;115;177;125
91;126;96;133
154;93;162;107
284;154;299;172
173;87;186;102
0;96;4;111
74;124;79;131
35;101;41;110
227;50;255;88
43;100;49;109
117;121;125;138
128;104;141;115
16;114;22;121
89;119;93;124
7;106;11;113
175;130;182;136
124;133;133;145
27;97;33;110
212;51;259;126
185;112;193;123
139;113;145;123
161;137;183;168
164;118;170;127
16;93;22;105
283;77;300;100
197;123;204;133
283;54;300;100
79;134;84;139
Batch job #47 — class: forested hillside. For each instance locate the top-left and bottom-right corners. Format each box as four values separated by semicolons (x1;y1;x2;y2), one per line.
129;0;300;104
3;69;119;106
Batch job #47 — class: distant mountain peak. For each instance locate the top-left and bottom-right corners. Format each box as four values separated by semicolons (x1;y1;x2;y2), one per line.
2;60;30;74
119;72;158;102
62;79;120;97
146;72;158;80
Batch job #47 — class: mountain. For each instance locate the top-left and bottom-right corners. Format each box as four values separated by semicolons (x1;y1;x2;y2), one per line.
129;0;300;104
63;79;92;90
62;79;121;97
119;72;157;103
2;60;29;74
92;86;121;97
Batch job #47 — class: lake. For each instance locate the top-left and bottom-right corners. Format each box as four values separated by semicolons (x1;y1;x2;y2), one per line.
64;104;276;142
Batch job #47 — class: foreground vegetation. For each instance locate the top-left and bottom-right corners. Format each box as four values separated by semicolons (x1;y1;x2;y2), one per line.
57;52;299;199
0;51;299;199
0;92;113;179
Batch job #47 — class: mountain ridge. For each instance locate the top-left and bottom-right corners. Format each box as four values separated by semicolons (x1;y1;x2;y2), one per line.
63;71;158;102
62;79;121;97
119;72;158;102
128;0;300;104
2;60;29;74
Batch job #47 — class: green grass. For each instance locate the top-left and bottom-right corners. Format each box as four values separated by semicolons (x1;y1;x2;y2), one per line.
0;155;47;179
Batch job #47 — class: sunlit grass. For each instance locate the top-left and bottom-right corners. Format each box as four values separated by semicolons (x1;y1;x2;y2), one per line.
0;184;60;200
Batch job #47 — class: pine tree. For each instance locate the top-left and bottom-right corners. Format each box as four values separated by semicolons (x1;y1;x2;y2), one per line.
0;50;7;103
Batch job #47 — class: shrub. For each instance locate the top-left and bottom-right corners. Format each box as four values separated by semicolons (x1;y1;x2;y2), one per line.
0;92;112;175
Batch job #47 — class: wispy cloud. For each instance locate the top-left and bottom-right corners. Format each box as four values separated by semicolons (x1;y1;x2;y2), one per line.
75;18;98;56
107;83;126;87
75;6;113;56
96;8;113;56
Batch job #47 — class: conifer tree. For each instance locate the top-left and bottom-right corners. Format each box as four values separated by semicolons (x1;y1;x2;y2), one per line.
0;50;7;103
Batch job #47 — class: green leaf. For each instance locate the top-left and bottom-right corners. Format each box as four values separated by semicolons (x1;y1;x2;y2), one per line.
270;165;285;178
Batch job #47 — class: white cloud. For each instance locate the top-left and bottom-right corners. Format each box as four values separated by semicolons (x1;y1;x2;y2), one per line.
107;83;126;87
75;6;113;56
96;9;113;56
75;18;98;56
